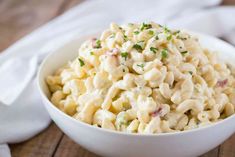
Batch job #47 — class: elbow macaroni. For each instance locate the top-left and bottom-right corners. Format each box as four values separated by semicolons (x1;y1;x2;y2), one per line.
47;22;235;134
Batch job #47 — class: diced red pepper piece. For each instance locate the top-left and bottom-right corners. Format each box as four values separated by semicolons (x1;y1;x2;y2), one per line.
216;79;228;88
151;107;162;117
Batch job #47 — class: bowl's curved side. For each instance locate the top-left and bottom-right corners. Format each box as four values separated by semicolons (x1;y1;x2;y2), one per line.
43;95;235;157
192;31;235;66
37;32;235;157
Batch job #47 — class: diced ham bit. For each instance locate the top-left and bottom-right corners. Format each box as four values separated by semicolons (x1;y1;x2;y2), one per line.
104;49;120;66
105;48;120;66
217;79;228;88
91;38;98;48
151;107;162;117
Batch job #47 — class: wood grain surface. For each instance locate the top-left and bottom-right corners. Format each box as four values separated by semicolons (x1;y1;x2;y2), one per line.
0;0;234;156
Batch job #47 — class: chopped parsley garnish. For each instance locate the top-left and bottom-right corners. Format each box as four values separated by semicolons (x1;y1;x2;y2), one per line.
127;121;131;126
123;35;128;41
163;26;170;33
134;31;140;35
181;51;188;55
161;49;168;59
94;39;101;48
133;44;143;52
78;58;85;67
90;51;94;55
155;35;159;40
173;30;180;35
122;69;126;72
140;23;152;31
137;64;145;71
162;26;172;41
121;52;128;60
148;30;154;36
133;41;144;52
150;47;158;54
177;36;187;40
167;34;172;41
189;71;193;75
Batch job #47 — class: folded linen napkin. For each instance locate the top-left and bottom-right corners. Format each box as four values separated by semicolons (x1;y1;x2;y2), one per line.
1;0;235;156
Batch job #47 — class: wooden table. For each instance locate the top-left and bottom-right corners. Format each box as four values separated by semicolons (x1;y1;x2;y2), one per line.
0;0;235;156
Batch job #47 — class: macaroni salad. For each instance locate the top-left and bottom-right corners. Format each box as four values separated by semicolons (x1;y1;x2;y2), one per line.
47;22;235;134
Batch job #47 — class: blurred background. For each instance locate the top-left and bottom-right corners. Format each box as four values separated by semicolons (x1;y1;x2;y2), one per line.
0;0;235;157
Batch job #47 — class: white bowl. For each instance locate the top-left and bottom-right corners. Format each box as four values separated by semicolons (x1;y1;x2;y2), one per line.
37;32;235;157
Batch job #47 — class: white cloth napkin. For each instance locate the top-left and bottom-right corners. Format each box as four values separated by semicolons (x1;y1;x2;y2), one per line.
1;0;235;156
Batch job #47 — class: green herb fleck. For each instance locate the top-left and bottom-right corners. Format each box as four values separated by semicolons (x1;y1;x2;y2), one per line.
173;30;180;35
148;30;154;36
163;26;170;33
123;35;128;41
94;39;101;48
133;44;143;52
121;52;128;60
122;69;126;72
177;36;187;40
137;63;145;70
90;51;94;55
181;51;188;55
155;35;159;40
150;47;158;54
133;41;144;52
140;23;152;31
134;31;140;35
189;71;193;75
163;26;172;41
127;121;131;126
78;58;85;67
167;34;172;41
161;49;168;59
